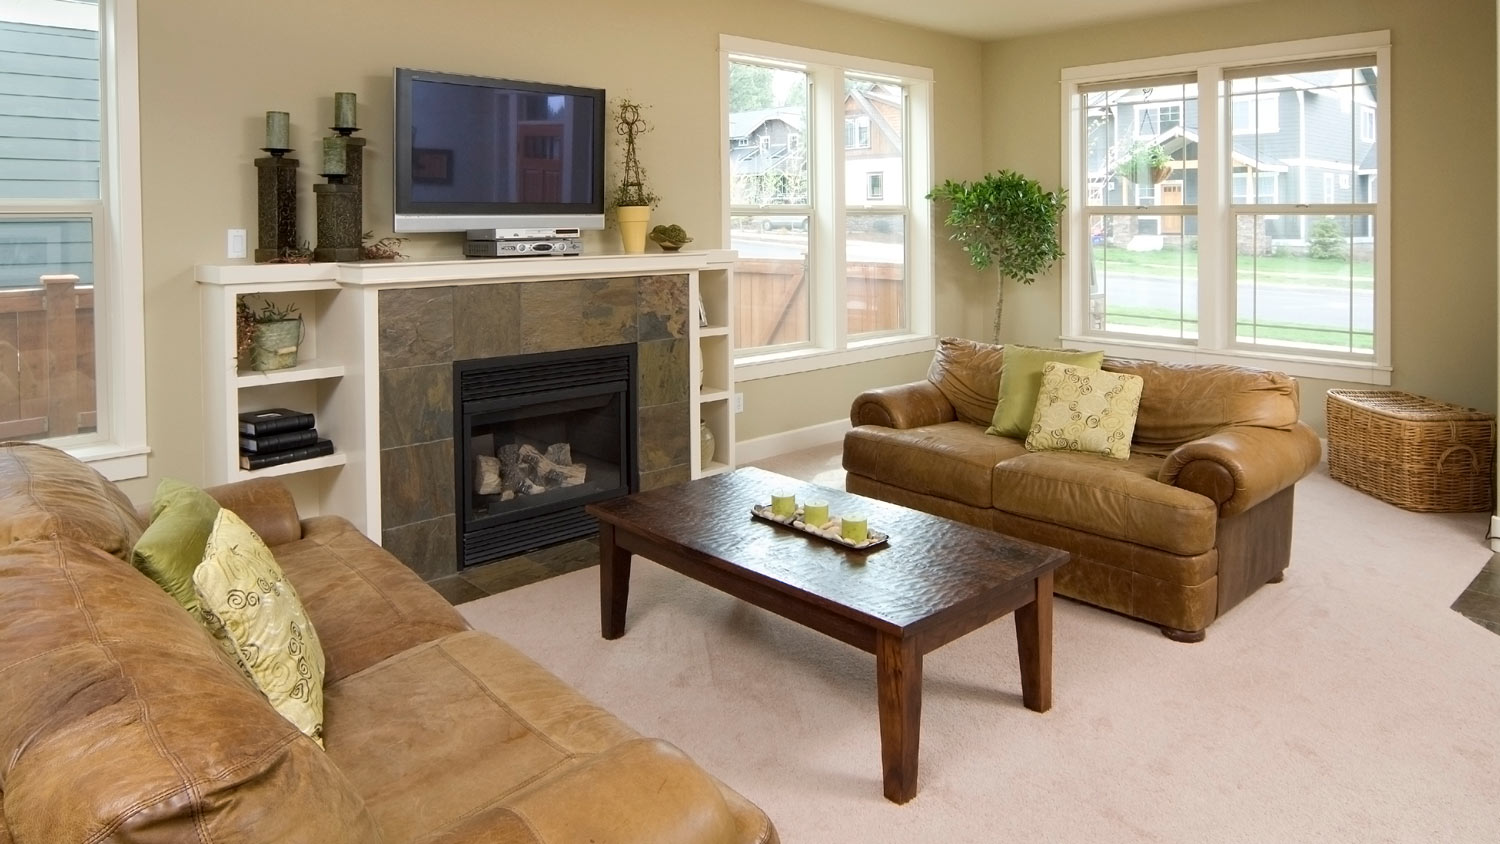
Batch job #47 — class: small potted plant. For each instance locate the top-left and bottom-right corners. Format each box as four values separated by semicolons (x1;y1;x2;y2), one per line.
609;98;660;254
649;224;692;252
1117;141;1172;185
237;297;302;371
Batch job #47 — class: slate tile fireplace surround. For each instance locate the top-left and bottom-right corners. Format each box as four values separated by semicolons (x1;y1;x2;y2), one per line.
378;274;691;581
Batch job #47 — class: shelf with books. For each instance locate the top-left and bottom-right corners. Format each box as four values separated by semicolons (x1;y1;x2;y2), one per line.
236;451;347;481
234;359;346;388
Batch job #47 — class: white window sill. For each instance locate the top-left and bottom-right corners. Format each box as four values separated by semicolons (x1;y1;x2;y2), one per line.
736;335;937;381
1060;334;1392;385
61;441;150;481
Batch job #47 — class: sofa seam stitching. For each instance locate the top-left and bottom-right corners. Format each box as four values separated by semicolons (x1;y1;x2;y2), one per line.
433;638;575;758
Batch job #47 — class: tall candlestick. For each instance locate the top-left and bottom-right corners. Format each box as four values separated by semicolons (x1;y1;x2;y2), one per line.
322;136;346;176
265;111;289;149
333;92;357;129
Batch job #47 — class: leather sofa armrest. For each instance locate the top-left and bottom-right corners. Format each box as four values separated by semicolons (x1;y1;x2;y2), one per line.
1160;422;1323;517
201;477;304;546
850;381;955;430
416;739;770;844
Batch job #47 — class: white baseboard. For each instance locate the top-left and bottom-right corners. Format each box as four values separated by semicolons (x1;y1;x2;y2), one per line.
737;418;851;465
1491;516;1500;552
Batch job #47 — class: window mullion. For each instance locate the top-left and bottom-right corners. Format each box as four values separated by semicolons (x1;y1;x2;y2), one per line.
810;66;844;352
1197;65;1228;351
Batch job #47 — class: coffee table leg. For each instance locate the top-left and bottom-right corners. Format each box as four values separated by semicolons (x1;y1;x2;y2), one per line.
1014;571;1054;713
876;632;922;804
598;522;632;640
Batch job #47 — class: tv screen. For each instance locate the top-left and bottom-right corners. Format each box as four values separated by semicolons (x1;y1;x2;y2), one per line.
393;69;605;233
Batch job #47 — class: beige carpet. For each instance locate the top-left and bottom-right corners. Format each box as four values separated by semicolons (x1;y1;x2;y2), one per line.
459;445;1500;843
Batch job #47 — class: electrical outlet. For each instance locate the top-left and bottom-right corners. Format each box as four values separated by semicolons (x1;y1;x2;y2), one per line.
734;392;744;414
227;228;247;259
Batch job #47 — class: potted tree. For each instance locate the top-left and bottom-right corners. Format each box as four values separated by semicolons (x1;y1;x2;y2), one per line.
927;171;1066;342
609;98;660;254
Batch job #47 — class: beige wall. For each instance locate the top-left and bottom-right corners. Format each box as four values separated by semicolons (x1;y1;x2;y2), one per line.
129;0;986;498
982;0;1499;433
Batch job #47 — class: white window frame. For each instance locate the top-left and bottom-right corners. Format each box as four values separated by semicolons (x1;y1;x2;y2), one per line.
1231;92;1280;135
1060;31;1392;386
845;115;871;149
722;35;935;380
866;172;884;201
0;0;146;478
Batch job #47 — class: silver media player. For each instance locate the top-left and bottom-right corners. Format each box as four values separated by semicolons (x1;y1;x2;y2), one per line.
463;237;583;258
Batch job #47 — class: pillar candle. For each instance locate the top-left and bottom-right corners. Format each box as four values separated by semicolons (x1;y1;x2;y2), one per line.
265;111;290;149
840;515;868;544
801;501;829;529
770;490;797;518
322;137;346;175
333;92;357;129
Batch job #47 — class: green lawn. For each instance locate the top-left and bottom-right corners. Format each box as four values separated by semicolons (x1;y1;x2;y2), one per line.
1106;307;1374;352
1091;246;1373;290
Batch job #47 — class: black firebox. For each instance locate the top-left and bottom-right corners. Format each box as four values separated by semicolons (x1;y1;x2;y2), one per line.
453;343;638;569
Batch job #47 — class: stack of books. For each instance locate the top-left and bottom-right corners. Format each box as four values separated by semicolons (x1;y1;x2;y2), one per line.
238;408;334;470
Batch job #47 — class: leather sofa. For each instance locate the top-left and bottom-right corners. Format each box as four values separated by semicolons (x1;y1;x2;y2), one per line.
843;338;1322;642
0;442;776;843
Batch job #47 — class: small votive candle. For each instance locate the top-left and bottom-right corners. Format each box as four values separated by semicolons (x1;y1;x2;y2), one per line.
770;490;797;518
265;111;290;149
841;514;868;544
322;136;347;175
801;500;829;528
333;92;357;129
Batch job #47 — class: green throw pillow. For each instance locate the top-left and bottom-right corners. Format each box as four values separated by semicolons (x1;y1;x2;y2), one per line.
987;345;1104;438
1025;361;1145;460
130;478;220;613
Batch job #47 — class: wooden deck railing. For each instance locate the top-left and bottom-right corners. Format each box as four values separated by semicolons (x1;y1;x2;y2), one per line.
0;274;96;439
735;258;905;348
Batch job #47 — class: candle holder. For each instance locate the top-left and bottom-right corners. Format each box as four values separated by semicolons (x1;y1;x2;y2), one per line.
331;126;360;138
314;166;362;263
254;150;298;263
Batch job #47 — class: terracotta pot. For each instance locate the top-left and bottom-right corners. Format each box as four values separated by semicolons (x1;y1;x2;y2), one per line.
616;206;651;254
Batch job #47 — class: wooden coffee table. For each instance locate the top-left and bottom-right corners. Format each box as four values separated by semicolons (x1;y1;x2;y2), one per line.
585;466;1069;804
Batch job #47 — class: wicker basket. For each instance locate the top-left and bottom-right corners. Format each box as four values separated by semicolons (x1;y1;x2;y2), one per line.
1325;389;1495;512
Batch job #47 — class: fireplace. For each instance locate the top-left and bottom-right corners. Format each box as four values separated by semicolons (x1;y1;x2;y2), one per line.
454;343;638;569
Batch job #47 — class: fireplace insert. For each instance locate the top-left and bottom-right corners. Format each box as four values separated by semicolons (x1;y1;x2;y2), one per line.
454;343;637;569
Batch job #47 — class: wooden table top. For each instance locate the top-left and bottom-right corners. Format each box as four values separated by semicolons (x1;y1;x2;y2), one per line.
588;466;1069;636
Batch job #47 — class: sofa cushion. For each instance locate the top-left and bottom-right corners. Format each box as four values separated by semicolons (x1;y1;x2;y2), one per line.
992;450;1218;556
1026;362;1145;460
845;421;1030;509
0;442;143;559
0;537;381;842
196;508;327;746
927;336;1007;426
324;630;644;838
131;477;220;613
1102;357;1301;454
274;515;469;683
989;345;1104;438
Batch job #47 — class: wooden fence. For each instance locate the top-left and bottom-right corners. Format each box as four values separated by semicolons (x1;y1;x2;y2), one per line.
0;274;95;439
735;258;904;348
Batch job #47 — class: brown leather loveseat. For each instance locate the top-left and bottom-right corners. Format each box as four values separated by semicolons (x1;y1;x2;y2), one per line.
843;338;1322;642
0;442;776;843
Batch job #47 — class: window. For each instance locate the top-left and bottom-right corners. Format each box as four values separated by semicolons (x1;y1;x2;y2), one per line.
1063;32;1390;384
724;36;934;374
0;0;145;477
845;115;870;149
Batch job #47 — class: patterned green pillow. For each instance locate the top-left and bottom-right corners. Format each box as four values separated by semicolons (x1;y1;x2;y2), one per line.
987;345;1105;438
194;508;326;747
131;479;220;613
1025;361;1145;460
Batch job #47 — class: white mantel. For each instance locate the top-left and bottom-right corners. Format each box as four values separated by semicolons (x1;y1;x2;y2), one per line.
197;250;737;544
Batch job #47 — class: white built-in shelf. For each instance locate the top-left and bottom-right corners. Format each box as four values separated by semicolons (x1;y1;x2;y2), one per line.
196;264;341;286
699;460;733;477
699;325;730;337
699;389;731;404
235;360;346;388
236;451;347;481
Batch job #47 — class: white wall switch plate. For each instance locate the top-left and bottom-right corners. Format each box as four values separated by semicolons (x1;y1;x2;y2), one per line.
734;392;744;414
227;228;247;259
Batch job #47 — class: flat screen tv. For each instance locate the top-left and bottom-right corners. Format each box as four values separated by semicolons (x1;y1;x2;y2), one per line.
393;68;605;233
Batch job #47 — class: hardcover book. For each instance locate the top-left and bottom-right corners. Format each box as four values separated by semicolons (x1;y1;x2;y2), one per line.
238;407;315;437
239;427;319;453
239;439;334;471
